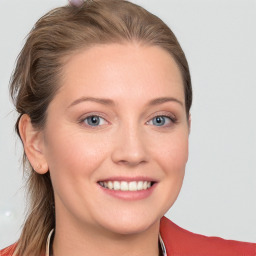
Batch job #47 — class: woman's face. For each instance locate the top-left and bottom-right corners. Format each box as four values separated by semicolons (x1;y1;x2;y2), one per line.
40;43;190;235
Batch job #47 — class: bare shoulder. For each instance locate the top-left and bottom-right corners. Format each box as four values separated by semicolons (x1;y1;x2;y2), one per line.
160;217;256;256
0;244;17;256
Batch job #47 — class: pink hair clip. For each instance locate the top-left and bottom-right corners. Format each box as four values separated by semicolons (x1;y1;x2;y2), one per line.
68;0;84;7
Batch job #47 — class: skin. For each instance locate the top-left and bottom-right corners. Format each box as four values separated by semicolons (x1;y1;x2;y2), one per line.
19;43;190;256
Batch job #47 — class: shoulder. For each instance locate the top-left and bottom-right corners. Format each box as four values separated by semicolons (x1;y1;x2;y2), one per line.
0;243;17;256
160;216;256;256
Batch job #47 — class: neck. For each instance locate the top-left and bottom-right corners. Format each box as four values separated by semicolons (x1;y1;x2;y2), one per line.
52;215;161;256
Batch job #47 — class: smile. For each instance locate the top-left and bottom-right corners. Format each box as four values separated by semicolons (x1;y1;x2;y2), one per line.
98;181;154;191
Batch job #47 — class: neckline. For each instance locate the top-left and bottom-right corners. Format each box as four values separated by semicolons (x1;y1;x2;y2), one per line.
46;229;167;256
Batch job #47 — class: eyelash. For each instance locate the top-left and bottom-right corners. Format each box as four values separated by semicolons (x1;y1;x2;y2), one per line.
79;114;108;128
146;114;177;127
79;113;177;128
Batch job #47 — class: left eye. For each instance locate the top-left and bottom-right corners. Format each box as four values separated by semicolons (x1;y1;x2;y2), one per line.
83;115;107;127
147;116;173;126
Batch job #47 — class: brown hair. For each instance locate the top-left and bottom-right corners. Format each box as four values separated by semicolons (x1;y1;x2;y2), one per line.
10;0;192;255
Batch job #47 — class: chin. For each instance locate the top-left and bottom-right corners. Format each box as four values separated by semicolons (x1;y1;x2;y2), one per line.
97;211;161;236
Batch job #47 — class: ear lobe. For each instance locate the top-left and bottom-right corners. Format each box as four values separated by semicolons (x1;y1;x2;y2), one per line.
18;114;48;174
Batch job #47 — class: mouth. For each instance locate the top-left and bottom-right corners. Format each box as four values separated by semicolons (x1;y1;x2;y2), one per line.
97;180;155;191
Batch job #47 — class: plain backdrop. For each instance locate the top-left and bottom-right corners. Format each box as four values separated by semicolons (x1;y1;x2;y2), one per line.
0;0;255;248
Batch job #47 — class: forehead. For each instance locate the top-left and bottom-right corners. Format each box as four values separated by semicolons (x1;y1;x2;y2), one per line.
57;43;185;107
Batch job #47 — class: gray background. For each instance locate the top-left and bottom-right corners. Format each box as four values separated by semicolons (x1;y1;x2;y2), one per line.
0;0;255;248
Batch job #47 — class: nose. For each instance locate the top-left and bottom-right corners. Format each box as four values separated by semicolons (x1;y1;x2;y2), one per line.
111;124;149;167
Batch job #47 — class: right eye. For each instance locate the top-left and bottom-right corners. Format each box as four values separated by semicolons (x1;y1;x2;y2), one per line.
82;115;108;127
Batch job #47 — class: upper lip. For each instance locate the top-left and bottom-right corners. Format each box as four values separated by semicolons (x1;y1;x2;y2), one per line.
97;176;158;182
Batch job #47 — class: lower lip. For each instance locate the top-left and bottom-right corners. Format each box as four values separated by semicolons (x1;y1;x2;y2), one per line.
98;183;157;201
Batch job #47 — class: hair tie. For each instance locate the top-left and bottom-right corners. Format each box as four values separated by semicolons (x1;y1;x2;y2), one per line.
68;0;84;7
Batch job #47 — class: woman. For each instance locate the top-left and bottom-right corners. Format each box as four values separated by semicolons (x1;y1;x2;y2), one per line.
1;0;255;255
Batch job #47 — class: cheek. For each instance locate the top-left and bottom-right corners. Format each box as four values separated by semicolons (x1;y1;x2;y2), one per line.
148;130;189;175
43;128;110;208
147;129;189;215
43;126;110;183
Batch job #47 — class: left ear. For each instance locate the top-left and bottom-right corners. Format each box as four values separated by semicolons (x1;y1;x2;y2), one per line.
18;114;49;174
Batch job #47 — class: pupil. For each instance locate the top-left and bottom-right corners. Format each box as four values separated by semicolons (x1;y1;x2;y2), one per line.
89;116;99;125
154;116;165;126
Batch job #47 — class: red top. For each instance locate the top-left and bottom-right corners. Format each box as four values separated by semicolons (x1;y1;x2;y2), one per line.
1;216;255;256
160;216;256;256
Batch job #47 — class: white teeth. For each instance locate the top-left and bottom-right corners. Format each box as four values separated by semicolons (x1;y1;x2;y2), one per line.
107;181;113;189
137;181;143;190
143;181;148;190
129;181;137;191
113;181;120;190
99;181;153;191
121;181;128;191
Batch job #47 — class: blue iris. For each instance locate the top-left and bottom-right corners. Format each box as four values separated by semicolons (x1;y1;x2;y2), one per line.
86;116;101;126
152;116;167;126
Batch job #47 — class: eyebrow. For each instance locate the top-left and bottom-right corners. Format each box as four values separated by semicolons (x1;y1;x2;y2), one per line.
67;96;183;109
68;97;115;108
148;97;183;107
